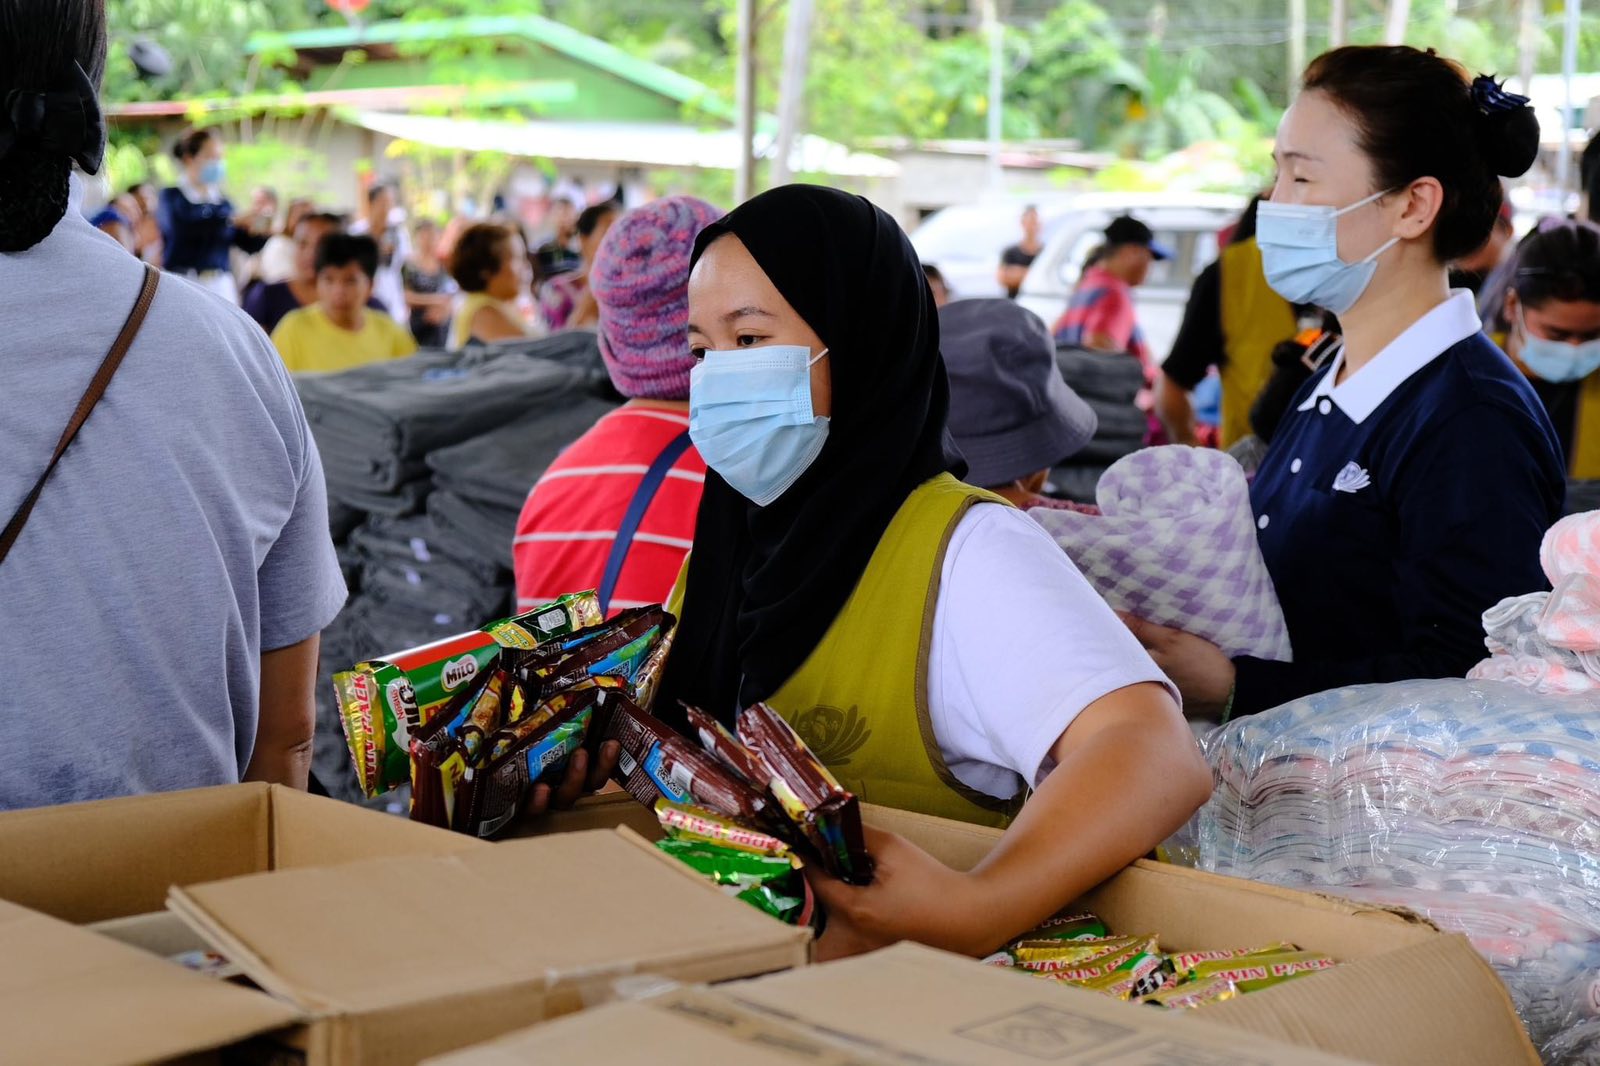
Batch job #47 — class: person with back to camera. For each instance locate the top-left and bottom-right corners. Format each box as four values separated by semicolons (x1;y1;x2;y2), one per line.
0;0;347;809
1123;46;1565;721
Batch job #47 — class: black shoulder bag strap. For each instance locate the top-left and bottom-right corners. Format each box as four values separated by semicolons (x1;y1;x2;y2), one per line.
0;263;160;566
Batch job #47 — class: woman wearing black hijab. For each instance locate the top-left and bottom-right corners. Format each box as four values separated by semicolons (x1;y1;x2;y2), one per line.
659;185;1210;960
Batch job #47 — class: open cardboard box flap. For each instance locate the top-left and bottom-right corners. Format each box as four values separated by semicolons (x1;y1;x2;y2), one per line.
0;782;481;924
427;942;1366;1065
168;827;812;1018
0;898;297;1066
530;794;1540;1066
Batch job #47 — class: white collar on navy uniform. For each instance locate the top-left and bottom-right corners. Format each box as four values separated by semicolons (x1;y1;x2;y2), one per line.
1298;290;1481;425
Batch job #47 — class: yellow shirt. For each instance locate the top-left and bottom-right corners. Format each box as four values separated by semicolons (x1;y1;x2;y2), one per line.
271;305;417;374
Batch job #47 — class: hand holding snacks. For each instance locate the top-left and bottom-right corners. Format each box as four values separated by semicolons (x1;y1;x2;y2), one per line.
335;594;675;838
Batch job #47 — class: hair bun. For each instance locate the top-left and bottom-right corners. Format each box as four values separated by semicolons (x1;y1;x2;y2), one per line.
1471;75;1541;178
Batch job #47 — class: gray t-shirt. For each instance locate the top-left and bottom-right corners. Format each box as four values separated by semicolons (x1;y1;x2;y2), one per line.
0;178;347;809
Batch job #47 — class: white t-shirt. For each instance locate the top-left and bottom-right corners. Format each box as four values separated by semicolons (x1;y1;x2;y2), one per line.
927;504;1177;799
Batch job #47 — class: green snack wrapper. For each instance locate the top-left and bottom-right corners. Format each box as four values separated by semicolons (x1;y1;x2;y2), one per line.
655;839;805;923
1013;913;1109;945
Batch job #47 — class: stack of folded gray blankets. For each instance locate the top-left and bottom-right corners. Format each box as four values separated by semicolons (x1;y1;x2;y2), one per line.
297;334;620;801
1048;346;1148;504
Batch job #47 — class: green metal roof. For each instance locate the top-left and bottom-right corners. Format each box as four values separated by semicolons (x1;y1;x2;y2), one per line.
249;16;732;121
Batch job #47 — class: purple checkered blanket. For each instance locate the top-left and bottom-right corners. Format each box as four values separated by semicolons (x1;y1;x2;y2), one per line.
1029;446;1292;661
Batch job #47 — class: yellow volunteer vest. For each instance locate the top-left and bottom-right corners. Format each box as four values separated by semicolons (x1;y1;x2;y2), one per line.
1570;375;1600;479
666;475;1022;826
1218;239;1297;449
1491;328;1600;479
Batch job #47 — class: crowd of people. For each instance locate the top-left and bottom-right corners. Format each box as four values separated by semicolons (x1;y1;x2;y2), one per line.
10;0;1600;967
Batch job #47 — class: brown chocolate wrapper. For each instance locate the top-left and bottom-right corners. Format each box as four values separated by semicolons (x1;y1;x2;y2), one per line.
683;704;769;786
455;670;512;765
512;606;665;701
737;703;873;885
456;685;611;839
604;698;769;821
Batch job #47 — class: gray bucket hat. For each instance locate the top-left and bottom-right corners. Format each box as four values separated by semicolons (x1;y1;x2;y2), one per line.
939;298;1098;488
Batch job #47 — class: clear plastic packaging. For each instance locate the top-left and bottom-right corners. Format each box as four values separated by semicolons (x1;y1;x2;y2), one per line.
1185;679;1600;1064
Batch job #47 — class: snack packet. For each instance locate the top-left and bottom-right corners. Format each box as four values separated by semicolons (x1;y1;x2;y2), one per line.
632;627;676;712
1142;975;1239;1009
655;839;806;923
455;685;613;839
656;801;796;862
1012;913;1109;945
1078;951;1171;1000
607;699;771;821
1167;942;1298;978
1185;950;1335;993
514;607;668;702
683;704;769;786
737;703;873;885
335;591;601;796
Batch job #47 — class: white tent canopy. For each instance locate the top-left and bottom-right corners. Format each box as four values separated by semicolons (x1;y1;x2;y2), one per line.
346;110;900;179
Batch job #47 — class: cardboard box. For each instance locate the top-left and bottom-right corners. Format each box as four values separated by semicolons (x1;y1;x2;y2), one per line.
0;783;486;1065
1;897;298;1066
0;782;484;924
162;827;813;1065
423;942;1365;1065
526;794;1540;1066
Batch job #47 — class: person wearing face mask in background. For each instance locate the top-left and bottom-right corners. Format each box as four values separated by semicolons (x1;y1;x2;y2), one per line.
656;184;1211;961
1123;46;1563;721
157;128;270;303
1488;219;1600;479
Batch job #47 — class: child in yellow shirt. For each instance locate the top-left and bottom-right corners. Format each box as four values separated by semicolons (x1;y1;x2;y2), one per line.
271;233;418;373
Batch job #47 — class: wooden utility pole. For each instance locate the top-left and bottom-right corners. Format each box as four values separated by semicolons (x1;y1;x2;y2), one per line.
735;0;758;203
772;0;815;186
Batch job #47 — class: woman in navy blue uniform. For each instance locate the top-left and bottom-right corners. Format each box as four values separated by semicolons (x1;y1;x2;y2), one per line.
1128;46;1565;718
156;128;268;303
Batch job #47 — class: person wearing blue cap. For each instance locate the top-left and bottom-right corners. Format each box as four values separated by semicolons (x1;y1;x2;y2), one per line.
940;297;1098;507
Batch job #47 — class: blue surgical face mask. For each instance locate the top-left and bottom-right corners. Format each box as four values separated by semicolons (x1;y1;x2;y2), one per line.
1518;309;1600;384
690;345;830;507
199;159;226;187
1257;189;1399;314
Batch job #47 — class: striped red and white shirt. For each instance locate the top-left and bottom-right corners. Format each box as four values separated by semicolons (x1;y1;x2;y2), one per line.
513;404;706;616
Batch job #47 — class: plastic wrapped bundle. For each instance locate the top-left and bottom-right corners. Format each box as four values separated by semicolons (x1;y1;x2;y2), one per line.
1332;887;1600;1062
1188;678;1600;1064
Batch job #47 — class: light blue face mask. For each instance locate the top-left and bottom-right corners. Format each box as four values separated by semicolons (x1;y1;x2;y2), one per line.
689;345;830;507
1518;309;1600;384
1257;189;1399;314
199;159;226;187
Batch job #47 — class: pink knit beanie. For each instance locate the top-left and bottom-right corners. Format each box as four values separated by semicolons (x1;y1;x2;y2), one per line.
592;196;723;400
